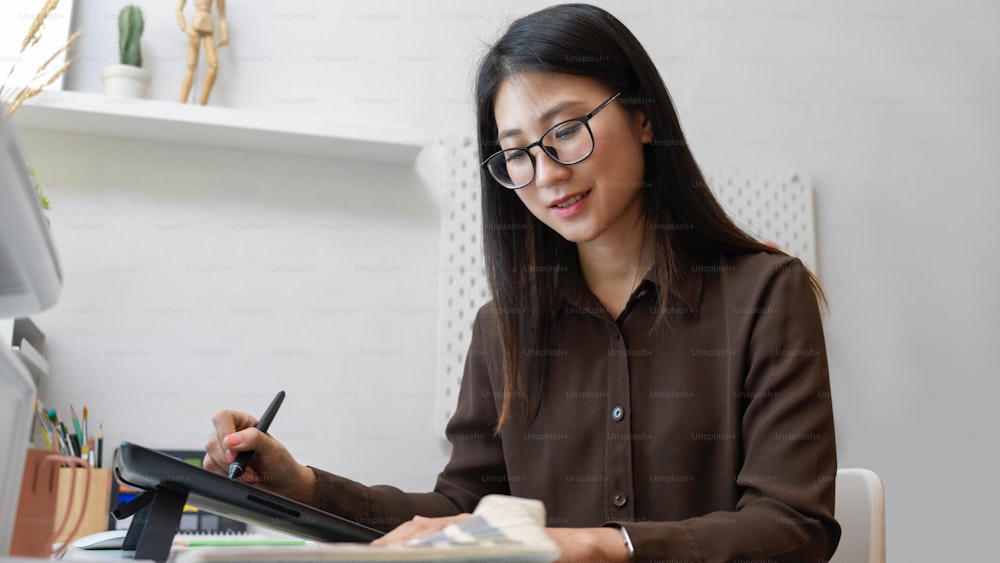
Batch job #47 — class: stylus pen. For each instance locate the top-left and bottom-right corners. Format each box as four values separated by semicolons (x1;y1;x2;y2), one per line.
229;390;285;479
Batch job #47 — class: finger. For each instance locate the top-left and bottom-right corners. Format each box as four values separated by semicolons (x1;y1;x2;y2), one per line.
372;514;470;546
204;451;261;485
237;466;261;484
212;410;257;450
202;451;226;476
204;441;238;473
207;410;257;471
204;433;229;474
223;426;271;455
371;520;425;546
212;410;258;435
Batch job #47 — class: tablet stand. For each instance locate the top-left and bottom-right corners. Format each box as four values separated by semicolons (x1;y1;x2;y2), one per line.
113;487;189;562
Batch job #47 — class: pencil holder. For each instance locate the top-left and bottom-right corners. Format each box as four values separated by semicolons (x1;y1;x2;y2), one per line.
55;466;112;543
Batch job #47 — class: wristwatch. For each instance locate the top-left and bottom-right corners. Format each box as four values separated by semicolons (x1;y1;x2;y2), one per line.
604;523;635;560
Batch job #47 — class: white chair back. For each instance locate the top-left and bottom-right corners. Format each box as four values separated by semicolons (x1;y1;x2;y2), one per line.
831;468;886;563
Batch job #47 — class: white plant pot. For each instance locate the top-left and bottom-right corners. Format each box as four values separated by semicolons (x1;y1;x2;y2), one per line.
101;64;151;98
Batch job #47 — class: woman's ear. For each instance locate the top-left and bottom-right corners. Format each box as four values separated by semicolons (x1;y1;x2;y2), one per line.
631;110;654;144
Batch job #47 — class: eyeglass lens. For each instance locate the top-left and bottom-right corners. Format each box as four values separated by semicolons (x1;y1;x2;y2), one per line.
487;120;593;189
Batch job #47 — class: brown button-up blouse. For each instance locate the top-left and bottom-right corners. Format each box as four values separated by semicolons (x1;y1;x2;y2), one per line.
312;251;840;562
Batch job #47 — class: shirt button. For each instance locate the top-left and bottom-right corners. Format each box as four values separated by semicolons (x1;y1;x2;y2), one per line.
611;406;624;421
612;491;628;508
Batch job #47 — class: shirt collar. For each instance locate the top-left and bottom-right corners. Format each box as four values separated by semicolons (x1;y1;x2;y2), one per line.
559;249;704;318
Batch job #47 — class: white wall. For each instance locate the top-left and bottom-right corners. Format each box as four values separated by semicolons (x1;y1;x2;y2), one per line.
15;0;998;560
20;125;451;489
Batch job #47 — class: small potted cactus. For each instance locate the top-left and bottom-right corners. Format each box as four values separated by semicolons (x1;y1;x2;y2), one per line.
101;5;151;98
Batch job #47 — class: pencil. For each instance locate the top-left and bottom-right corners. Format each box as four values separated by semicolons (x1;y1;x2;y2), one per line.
82;406;89;453
174;538;307;547
41;402;59;451
70;405;84;453
34;400;52;450
97;424;104;469
88;435;96;466
48;409;71;456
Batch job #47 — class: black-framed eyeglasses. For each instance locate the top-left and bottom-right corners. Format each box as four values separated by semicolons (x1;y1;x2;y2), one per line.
481;92;622;190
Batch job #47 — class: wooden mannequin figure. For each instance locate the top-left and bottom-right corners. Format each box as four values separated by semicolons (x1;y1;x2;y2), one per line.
177;0;228;105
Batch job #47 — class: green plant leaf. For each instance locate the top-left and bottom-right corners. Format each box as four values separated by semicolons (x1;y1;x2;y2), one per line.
27;164;50;210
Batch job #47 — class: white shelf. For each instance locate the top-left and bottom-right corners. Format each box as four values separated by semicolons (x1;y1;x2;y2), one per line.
14;90;425;164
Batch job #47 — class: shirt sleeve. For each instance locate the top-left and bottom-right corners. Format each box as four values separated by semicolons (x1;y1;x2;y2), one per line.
310;304;510;532
612;257;841;562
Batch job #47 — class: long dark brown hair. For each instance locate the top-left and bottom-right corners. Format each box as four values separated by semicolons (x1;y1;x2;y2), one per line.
475;4;826;431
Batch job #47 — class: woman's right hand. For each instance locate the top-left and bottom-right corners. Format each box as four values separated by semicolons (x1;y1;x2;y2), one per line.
203;410;317;505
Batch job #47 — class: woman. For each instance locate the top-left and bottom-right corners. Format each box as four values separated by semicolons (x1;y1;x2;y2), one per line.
204;4;840;561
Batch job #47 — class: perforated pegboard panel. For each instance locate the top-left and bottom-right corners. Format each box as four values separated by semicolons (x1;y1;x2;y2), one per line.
435;136;817;435
435;136;492;435
702;168;817;274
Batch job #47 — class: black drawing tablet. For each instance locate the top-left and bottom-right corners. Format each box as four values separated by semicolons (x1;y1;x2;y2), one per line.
113;441;383;543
